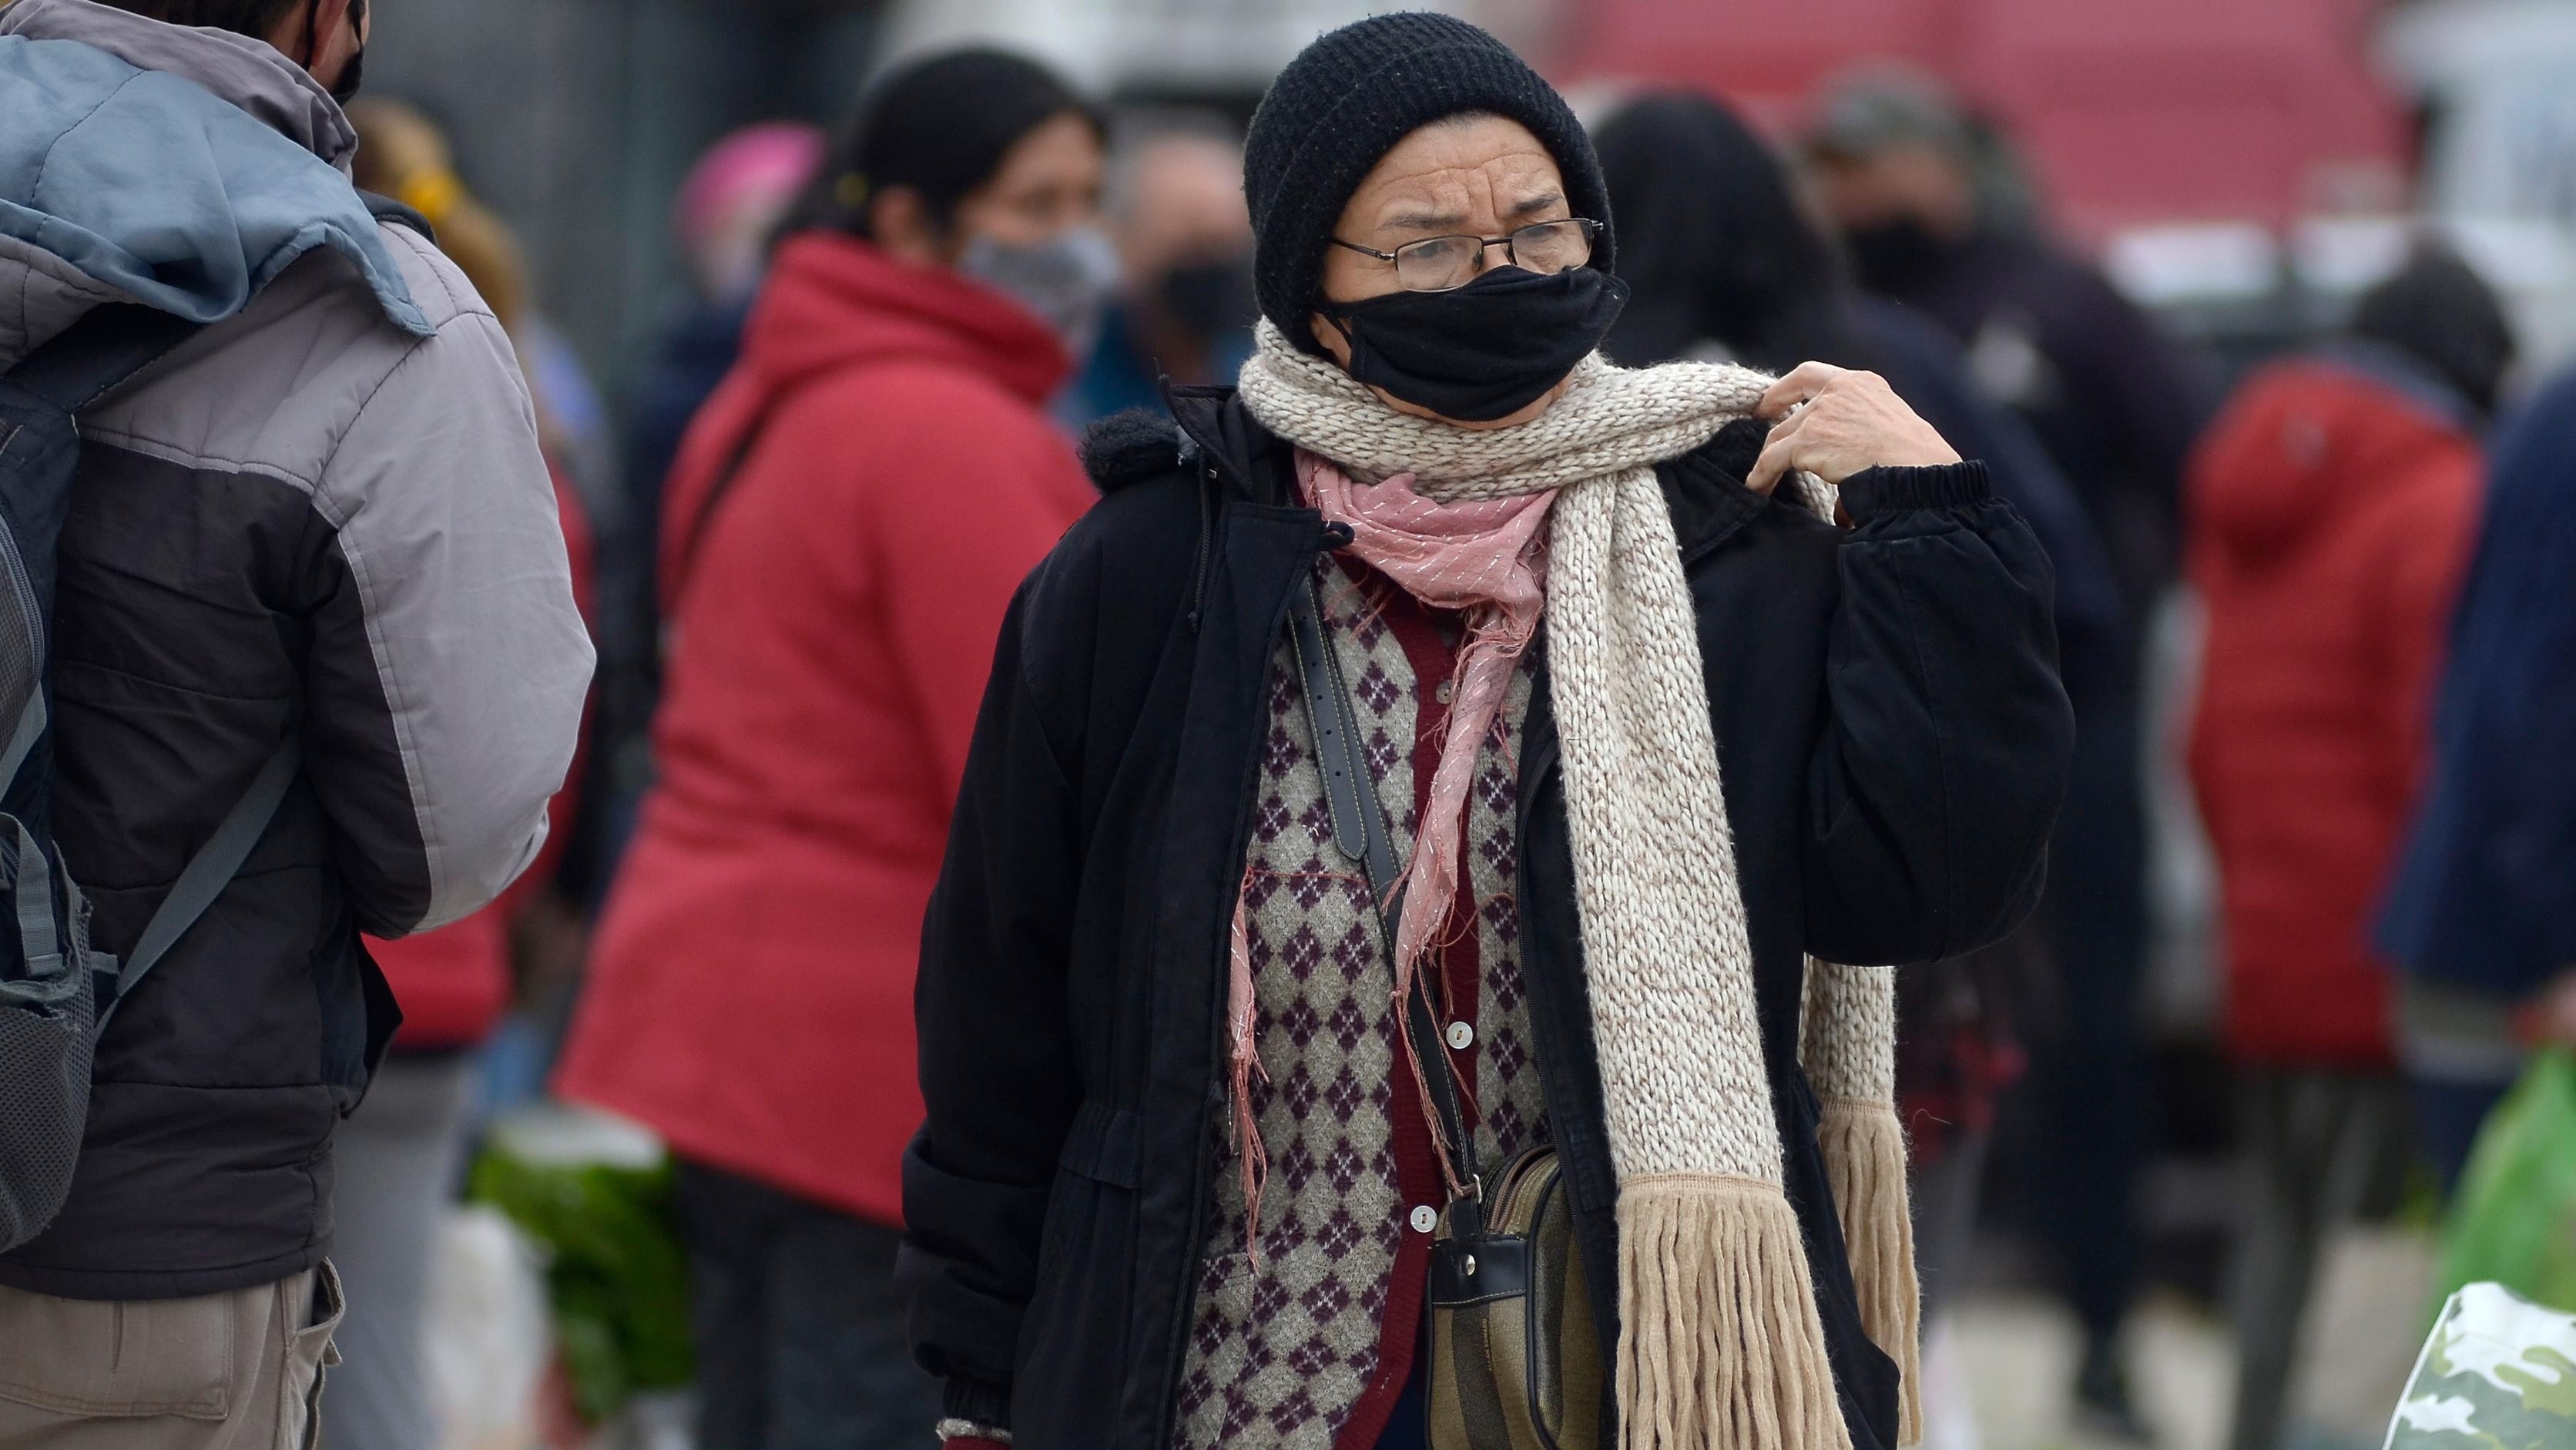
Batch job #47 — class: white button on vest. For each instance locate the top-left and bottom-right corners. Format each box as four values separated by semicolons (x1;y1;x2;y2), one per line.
1409;1204;1438;1234
1444;1020;1474;1051
1434;680;1455;706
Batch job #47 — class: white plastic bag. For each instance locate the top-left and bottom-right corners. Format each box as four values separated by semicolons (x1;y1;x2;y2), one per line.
427;1204;555;1450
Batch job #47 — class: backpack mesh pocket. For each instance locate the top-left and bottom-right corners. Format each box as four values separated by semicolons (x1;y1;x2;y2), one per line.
0;824;92;1250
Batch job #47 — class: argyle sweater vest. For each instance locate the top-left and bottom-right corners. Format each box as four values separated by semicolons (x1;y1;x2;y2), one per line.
1173;559;1547;1450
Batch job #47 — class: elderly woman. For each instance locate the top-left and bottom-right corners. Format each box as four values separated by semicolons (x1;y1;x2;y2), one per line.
897;16;2072;1450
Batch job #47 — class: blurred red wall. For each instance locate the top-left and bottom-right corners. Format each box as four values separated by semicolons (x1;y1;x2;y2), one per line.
1560;0;2411;240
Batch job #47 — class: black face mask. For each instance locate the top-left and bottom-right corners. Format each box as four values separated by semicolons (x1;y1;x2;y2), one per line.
1840;216;1951;296
1320;264;1630;422
330;45;364;104
1153;256;1257;343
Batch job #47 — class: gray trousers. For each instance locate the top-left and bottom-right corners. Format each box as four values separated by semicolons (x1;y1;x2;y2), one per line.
320;1055;475;1450
0;1266;342;1450
2225;1069;2411;1450
675;1161;943;1450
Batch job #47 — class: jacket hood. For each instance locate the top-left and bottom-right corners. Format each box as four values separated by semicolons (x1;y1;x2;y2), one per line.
654;233;1074;601
2;0;356;170
0;0;425;367
2188;344;2475;562
742;231;1071;406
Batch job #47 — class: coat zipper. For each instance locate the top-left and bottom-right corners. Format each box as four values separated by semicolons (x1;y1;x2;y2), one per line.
1150;522;1342;1448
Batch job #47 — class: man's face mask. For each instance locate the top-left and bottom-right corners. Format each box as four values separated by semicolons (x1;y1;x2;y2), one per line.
958;224;1122;361
1840;215;1952;296
1319;264;1629;423
1152;253;1256;345
330;43;364;104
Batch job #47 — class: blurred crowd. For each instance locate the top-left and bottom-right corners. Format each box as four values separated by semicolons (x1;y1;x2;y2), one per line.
168;22;2576;1450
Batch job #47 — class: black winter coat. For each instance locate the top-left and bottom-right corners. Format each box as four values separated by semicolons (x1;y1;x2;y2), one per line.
896;388;2074;1450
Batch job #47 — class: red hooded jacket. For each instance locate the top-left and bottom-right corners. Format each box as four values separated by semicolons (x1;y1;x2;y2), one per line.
555;233;1095;1221
2186;351;2481;1066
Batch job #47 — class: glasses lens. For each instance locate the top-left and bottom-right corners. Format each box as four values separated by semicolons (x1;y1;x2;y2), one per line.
1394;235;1482;291
1511;220;1594;276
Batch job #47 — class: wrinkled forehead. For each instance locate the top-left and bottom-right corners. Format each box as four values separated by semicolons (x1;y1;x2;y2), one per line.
1342;114;1566;239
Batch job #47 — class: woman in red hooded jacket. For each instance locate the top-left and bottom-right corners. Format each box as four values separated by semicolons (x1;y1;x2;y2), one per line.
2185;246;2508;1450
555;49;1104;1450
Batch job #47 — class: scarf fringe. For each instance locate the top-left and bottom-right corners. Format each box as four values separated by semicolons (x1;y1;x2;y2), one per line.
1227;864;1269;1268
1816;1097;1923;1446
1615;1176;1853;1450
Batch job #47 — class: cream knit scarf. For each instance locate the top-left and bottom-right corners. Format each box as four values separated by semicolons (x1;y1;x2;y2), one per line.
1239;321;1923;1449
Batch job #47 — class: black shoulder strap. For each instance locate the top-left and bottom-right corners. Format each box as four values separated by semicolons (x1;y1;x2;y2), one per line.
6;304;204;416
1288;571;1484;1210
668;392;790;612
96;738;300;1032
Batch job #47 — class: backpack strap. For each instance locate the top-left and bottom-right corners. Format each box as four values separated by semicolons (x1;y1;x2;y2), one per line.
0;690;45;800
0;686;58;982
6;304;204;416
96;737;301;1032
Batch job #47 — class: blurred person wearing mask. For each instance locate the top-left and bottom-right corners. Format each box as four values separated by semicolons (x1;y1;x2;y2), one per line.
898;15;2073;1450
1804;67;2204;1436
2378;333;2576;1190
1595;86;2125;1339
0;2;590;1447
342;97;598;1450
2186;246;2511;1450
1065;112;1258;423
1803;67;2209;619
553;48;1104;1450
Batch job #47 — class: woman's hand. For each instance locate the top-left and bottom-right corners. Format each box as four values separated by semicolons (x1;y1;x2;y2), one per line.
1746;361;1962;496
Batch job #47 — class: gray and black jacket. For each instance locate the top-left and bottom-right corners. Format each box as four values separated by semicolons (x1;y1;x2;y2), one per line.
0;0;592;1298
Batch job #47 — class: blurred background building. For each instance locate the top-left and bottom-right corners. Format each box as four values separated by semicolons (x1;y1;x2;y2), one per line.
374;0;2576;404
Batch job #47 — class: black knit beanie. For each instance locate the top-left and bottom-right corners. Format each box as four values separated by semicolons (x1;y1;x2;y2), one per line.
2351;244;2517;419
1243;13;1615;356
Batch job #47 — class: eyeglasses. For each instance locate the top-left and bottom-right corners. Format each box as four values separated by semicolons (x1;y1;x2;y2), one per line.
1328;218;1604;293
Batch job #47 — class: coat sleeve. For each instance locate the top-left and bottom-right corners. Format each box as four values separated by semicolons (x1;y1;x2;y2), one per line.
896;574;1086;1433
303;303;595;937
1801;461;2076;965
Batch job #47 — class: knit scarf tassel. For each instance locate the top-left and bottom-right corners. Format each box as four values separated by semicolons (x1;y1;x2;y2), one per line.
1802;959;1923;1446
1239;321;1890;1450
1618;1176;1846;1450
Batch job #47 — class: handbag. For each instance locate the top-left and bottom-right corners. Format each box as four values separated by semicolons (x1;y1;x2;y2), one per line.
1288;573;1604;1450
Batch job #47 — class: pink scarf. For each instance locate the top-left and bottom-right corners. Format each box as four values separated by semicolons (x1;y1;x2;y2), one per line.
1229;451;1554;1249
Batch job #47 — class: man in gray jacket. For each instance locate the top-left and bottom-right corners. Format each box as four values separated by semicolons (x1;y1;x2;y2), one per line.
0;0;592;1444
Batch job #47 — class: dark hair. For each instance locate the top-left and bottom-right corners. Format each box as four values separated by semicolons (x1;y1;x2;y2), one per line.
1594;91;1844;369
101;0;361;43
783;48;1096;241
2350;243;2517;419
